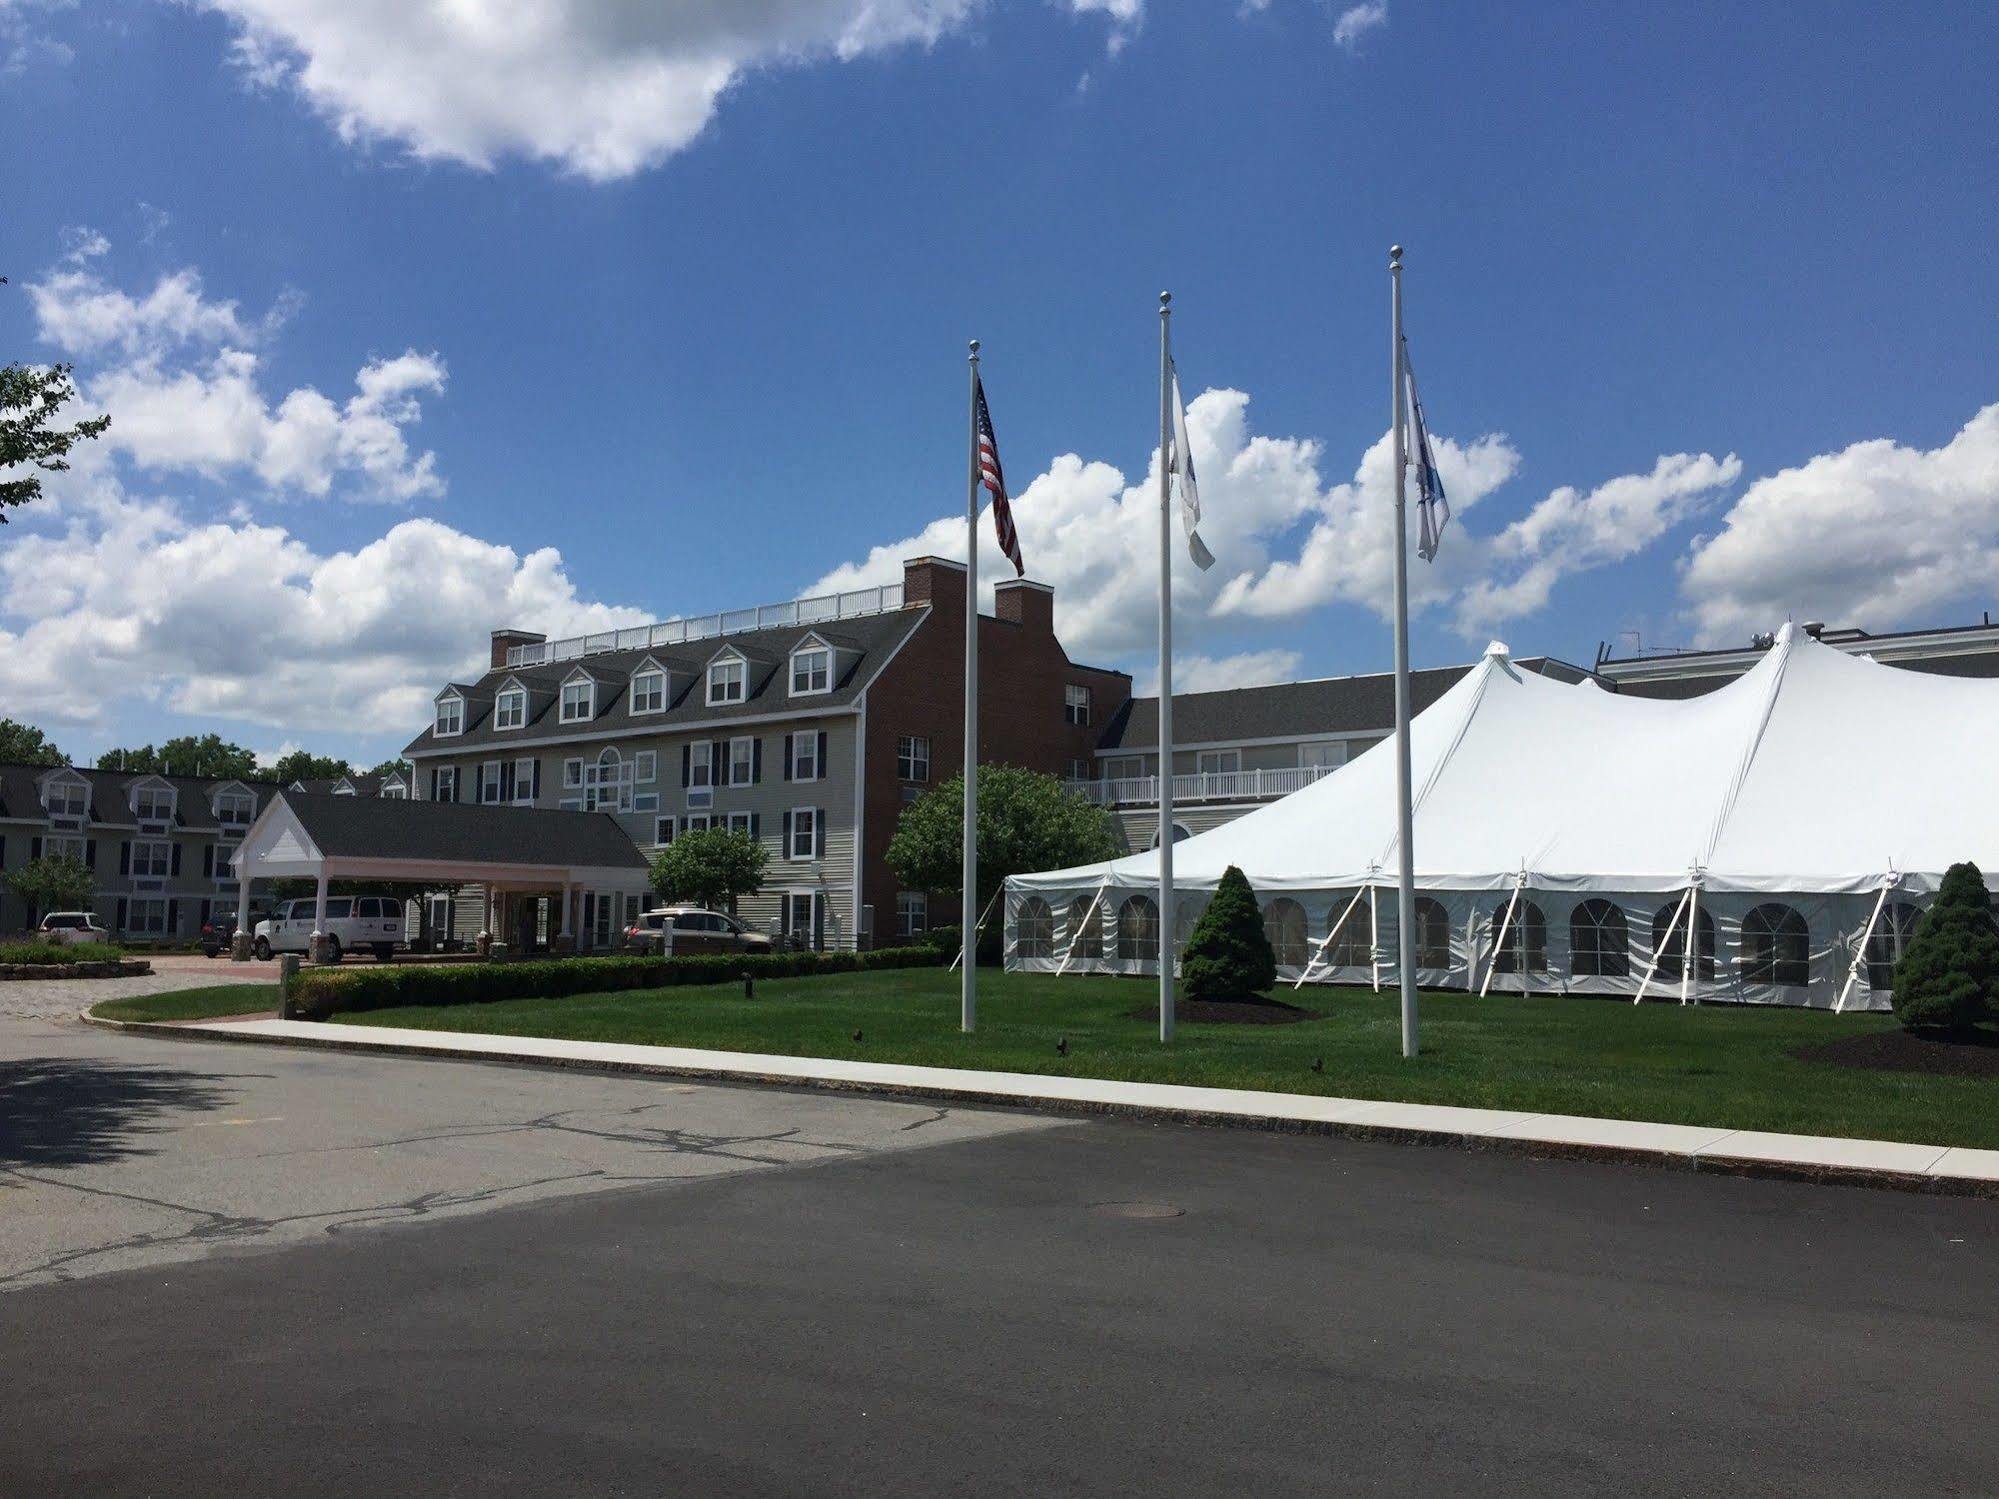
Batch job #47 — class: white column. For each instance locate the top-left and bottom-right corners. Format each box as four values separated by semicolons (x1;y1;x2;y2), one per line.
312;872;330;963
234;867;252;960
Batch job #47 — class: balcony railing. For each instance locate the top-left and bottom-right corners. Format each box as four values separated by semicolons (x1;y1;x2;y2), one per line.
1066;764;1337;807
507;583;908;668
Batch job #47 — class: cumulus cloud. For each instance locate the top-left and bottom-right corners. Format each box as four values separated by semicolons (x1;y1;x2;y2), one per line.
1331;0;1387;50
197;0;990;181
0;498;648;736
28;263;258;357
1679;402;1999;645
1141;649;1303;696
813;385;1735;671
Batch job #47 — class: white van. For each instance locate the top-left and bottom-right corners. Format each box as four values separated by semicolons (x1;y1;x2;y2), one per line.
251;896;404;962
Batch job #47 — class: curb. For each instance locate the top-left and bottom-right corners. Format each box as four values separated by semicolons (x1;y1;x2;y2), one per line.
81;1012;1999;1201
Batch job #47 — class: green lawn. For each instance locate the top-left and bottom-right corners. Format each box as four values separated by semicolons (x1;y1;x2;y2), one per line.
325;968;1998;1149
92;984;283;1023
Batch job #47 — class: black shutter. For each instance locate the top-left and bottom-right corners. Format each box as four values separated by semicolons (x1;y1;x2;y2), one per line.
31;836;42;861
783;810;793;856
116;897;127;930
750;813;761;843
430;767;439;800
532;761;542;800
816;808;827;859
171;843;183;876
474;764;485;803
120;842;130;876
752;738;763;783
167;901;179;934
782;733;794;781
85;839;96;869
200;899;211;928
681;745;691;787
203;845;214;878
816;732;828;780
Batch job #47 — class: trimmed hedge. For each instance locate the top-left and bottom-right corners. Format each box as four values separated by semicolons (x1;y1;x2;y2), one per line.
289;945;946;1019
0;939;128;965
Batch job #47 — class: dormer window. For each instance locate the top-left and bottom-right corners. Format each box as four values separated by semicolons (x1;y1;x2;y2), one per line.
213;787;255;825
380;776;407;799
790;643;832;696
44;776;88;820
560;673;596;723
495;683;527;730
707;655;746;706
133;782;176;824
630;666;667;715
436;695;464;737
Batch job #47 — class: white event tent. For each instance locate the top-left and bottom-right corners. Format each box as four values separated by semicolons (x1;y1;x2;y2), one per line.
1005;624;1999;1010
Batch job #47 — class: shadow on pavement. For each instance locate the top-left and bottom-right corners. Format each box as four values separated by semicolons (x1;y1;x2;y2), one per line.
0;1058;244;1168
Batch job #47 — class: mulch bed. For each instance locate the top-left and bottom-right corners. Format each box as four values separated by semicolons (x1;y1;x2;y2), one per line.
1125;994;1322;1026
1790;1027;1999;1079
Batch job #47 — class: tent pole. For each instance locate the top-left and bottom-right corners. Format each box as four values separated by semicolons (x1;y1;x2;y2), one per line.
1835;877;1893;1014
1480;874;1525;1000
1056;883;1107;978
1633;887;1689;1005
1368;884;1381;993
1681;884;1700;1005
1296;885;1370;991
950;886;1002;973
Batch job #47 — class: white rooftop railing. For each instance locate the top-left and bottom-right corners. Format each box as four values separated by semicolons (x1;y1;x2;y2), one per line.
507;582;908;668
1066;764;1338;808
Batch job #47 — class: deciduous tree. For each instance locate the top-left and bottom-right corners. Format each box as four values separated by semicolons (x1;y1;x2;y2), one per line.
649;828;767;914
0;718;67;768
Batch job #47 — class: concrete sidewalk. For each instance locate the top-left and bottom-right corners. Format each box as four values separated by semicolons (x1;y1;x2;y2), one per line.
91;1013;1999;1197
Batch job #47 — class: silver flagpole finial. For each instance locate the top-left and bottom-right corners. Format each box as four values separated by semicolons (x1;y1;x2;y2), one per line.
1159;290;1171;309
968;338;980;358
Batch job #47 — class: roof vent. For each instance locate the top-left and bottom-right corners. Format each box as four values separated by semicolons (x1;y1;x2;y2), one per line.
1803;621;1826;639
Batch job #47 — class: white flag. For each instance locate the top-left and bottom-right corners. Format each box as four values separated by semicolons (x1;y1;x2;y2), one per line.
1168;362;1215;570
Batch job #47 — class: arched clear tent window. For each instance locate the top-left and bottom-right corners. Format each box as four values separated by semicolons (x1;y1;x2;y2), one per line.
1742;903;1810;986
1066;896;1104;961
1147;824;1193;851
1016;896;1054;960
1864;902;1924;991
1489;899;1548;973
1116;895;1159;960
1650;902;1716;981
1263;898;1308;967
1570;899;1630;978
1413;897;1452;968
1327;892;1371;967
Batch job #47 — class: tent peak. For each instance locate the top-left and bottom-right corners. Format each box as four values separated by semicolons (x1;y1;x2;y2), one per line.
1483;640;1512;659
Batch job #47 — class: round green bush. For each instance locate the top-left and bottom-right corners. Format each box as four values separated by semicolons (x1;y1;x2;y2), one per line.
1179;865;1278;1001
1892;861;1999;1035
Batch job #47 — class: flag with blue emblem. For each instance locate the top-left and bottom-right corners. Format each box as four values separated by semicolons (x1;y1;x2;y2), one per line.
1402;338;1449;562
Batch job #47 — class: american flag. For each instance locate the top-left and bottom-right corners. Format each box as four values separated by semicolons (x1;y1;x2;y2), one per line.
974;374;1024;576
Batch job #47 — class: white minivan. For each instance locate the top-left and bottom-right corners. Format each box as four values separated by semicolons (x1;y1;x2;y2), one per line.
251;896;403;962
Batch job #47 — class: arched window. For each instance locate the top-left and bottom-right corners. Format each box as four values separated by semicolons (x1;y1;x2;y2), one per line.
1067;896;1104;962
1649;902;1716;981
1570;899;1630;978
1147;823;1193;850
1116;896;1159;960
1327;894;1371;968
1414;897;1453;969
1263;898;1308;967
1742;903;1810;987
1864;902;1924;992
1489;899;1548;973
1016;896;1054;961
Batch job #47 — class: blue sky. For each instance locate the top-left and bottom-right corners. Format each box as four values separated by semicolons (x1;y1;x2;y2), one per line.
2;0;1995;767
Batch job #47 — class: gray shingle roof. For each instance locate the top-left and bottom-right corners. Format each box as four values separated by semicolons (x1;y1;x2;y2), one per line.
280;792;647;870
403;606;928;755
0;762;281;831
1096;656;1595;750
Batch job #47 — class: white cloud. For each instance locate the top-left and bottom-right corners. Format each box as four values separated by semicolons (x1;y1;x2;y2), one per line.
198;0;989;181
1140;649;1303;696
1679;402;1999;645
28;263;257;358
0;498;647;736
1067;0;1143;53
1331;1;1387;50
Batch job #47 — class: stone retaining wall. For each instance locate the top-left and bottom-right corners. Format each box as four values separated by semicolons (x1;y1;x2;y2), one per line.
0;959;153;981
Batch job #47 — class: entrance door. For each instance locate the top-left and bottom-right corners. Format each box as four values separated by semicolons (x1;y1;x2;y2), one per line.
784;891;821;951
593;892;613;949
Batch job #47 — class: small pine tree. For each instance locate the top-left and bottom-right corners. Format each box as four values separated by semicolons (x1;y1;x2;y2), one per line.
1179;865;1278;1001
1892;861;1999;1035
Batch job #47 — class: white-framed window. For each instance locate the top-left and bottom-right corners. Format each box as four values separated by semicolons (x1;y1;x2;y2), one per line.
495;685;526;730
897;891;927;938
436;696;464;736
728;736;755;786
790;644;831;696
784;890;820;949
1196;749;1241;775
560;677;595;723
707;655;746;705
512;759;536;804
634;750;657;785
654;815;677;847
214;789;254;825
634;792;658;813
787;807;821;860
896;735;930;782
684;814;713;834
1298;741;1346;769
44;778;88;819
1106;756;1144;780
1066;758;1091;781
125;898;169;936
563;757;583;789
584;748;633;813
213;844;236;881
1064;684;1092;726
382;782;407;800
43;834;86;863
480;761;503;804
436;766;460;802
789;733;822;781
630;668;666;715
134;784;175;823
688;742;713;790
130;839;172;879
727;810;755;838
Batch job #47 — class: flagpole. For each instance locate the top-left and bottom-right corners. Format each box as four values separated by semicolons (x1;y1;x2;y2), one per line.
963;338;981;1034
1157;291;1176;1043
1389;246;1419;1059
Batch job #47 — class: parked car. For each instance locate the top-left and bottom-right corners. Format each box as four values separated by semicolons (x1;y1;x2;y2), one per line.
251;895;404;962
38;911;109;945
200;904;269;959
621;906;775;956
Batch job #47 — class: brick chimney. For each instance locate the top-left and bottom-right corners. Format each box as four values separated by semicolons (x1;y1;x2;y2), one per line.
994;578;1054;633
901;555;968;607
490;628;545;669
